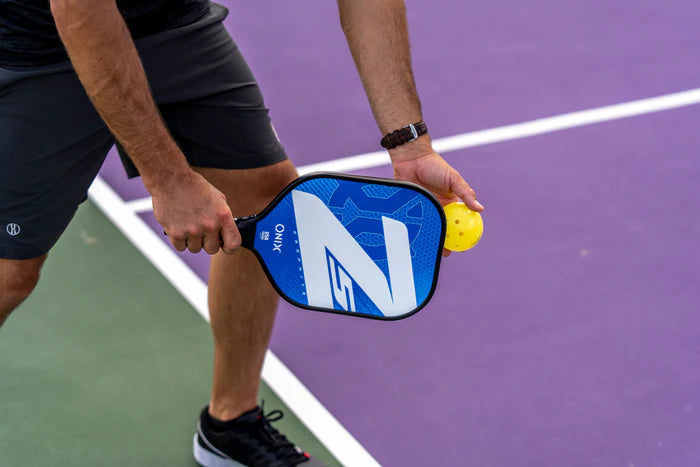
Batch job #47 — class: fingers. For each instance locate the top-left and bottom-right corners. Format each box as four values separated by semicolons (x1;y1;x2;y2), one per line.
168;226;238;256
219;213;241;255
164;215;239;256
202;232;221;255
442;248;452;258
168;230;187;252
165;227;216;255
450;171;484;212
201;218;222;255
186;227;204;253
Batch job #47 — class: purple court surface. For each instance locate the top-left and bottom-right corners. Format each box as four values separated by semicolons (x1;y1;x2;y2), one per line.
97;1;700;466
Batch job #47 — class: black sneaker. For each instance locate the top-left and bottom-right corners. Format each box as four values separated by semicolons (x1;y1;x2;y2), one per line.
193;404;326;467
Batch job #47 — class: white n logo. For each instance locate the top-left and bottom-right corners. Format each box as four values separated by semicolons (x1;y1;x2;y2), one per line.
292;190;416;316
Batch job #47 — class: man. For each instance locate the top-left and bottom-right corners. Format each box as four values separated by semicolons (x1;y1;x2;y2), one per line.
0;0;483;465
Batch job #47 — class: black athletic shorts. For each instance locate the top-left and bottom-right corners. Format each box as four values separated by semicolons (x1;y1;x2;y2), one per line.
0;3;287;260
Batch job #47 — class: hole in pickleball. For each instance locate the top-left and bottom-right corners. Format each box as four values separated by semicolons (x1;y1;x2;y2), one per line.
459;232;464;236
455;219;460;224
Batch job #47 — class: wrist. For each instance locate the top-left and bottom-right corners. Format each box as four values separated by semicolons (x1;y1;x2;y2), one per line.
142;158;193;194
388;134;433;162
123;135;190;192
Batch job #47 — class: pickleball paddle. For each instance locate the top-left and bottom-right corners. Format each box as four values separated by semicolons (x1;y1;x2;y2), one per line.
231;172;446;320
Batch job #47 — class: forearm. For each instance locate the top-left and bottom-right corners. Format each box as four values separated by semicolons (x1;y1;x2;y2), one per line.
50;0;189;189
338;0;431;158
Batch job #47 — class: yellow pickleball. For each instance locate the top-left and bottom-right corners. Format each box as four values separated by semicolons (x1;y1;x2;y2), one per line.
443;202;483;252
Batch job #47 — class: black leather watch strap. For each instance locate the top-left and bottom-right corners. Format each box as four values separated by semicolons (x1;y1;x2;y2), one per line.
380;121;428;149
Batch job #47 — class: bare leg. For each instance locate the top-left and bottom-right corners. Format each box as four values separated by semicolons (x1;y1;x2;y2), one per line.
0;255;48;328
195;160;298;421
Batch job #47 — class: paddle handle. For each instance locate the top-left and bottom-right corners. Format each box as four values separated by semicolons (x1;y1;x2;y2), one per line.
234;215;257;250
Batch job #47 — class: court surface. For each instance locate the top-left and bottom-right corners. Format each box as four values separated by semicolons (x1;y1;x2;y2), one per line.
3;1;700;466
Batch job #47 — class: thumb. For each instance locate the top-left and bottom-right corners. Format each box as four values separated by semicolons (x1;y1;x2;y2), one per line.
220;212;241;254
451;171;484;212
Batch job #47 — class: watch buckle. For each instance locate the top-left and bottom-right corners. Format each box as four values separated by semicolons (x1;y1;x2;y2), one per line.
403;123;419;142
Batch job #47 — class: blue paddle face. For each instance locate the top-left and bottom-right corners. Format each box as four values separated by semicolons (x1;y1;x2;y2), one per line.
249;173;445;320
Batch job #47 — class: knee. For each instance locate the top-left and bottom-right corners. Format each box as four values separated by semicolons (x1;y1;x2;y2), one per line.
243;160;299;210
4;265;41;297
0;255;47;324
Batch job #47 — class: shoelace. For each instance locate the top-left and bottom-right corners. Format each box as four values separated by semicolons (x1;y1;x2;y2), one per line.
256;402;309;464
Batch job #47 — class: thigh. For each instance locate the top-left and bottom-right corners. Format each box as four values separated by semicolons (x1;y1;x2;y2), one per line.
0;65;114;259
194;159;298;218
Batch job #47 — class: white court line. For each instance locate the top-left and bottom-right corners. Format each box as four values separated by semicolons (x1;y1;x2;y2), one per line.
88;177;381;467
124;197;153;213
300;87;700;173
125;86;700;213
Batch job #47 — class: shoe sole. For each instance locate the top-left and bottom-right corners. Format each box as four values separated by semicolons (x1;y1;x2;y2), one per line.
193;434;246;467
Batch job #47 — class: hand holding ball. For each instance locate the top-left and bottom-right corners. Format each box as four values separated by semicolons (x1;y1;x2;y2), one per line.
443;202;483;252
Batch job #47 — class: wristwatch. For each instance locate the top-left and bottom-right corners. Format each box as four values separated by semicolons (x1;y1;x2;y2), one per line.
380;121;428;150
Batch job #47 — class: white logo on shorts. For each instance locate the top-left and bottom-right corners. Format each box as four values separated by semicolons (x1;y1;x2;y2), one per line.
6;223;20;236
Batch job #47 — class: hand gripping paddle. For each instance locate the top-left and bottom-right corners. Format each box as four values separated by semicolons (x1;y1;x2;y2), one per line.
230;173;446;320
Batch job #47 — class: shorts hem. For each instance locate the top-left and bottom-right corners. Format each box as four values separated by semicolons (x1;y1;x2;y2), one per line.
0;243;54;260
122;146;290;179
190;147;289;171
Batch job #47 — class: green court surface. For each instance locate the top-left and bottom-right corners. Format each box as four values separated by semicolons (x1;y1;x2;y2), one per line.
0;201;340;467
